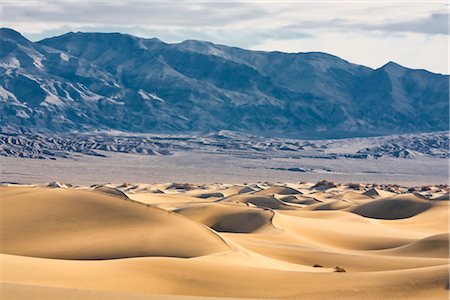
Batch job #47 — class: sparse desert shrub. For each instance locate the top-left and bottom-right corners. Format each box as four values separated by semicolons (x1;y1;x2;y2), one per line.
313;264;323;268
334;266;346;272
346;183;361;190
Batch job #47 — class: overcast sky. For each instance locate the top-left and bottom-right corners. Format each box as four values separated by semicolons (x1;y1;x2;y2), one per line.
1;0;448;74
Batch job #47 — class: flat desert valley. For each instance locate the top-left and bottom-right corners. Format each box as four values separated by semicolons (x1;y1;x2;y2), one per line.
1;180;449;299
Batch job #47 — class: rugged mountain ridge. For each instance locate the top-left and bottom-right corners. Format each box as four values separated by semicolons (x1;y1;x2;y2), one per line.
1;28;448;138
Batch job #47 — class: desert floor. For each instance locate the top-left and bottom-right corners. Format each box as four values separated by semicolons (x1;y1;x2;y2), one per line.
0;181;449;299
1;151;448;186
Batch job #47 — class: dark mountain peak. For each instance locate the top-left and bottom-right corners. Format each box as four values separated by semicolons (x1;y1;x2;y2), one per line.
175;39;230;57
0;27;22;37
179;39;214;46
298;51;341;60
374;61;410;81
41;31;165;44
381;61;406;70
38;31;167;56
0;27;30;43
41;30;135;42
376;61;448;78
145;37;164;43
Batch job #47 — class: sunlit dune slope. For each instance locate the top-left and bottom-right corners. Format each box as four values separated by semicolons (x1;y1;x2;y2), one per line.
0;187;230;259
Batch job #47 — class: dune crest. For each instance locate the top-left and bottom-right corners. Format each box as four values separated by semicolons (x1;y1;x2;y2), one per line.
175;203;276;233
350;194;436;219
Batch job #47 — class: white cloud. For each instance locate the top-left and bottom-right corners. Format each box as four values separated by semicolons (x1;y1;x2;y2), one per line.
252;30;448;74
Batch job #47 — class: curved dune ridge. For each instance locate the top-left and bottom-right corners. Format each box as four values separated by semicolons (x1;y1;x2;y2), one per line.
220;194;297;210
362;187;396;198
331;191;374;202
304;200;354;211
377;233;450;258
0;181;449;299
280;195;323;205
92;186;130;199
253;186;302;195
349;194;436;219
188;185;256;198
434;192;450;201
175;203;275;233
0;187;230;259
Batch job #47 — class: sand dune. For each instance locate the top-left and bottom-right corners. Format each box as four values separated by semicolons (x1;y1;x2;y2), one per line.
175;203;275;233
220;194;297;210
0;187;230;259
377;233;449;258
93;185;130;199
1;181;448;299
362;187;396;198
279;195;323;205
434;192;450;201
350;194;435;219
186;185;255;198
304;200;354;211
253;186;302;195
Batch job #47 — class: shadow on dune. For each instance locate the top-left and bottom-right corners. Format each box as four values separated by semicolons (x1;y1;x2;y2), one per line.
349;194;434;219
175;203;276;233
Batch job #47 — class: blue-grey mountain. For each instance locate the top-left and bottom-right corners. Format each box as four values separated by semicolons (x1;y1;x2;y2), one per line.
0;28;448;138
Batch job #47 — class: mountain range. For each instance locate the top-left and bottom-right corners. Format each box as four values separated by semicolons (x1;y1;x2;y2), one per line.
1;28;448;138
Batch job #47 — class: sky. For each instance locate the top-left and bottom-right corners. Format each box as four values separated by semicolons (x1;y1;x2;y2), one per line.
1;0;448;74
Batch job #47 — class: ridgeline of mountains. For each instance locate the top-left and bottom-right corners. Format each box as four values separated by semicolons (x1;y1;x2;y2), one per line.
0;28;448;138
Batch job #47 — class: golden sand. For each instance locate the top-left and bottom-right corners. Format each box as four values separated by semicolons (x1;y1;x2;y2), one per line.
1;181;448;299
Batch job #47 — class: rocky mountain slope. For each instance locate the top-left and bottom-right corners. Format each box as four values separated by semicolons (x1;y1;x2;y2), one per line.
1;28;448;138
1;130;447;160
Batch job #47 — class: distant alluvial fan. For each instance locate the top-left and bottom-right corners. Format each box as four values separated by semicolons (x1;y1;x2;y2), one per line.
0;28;448;138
